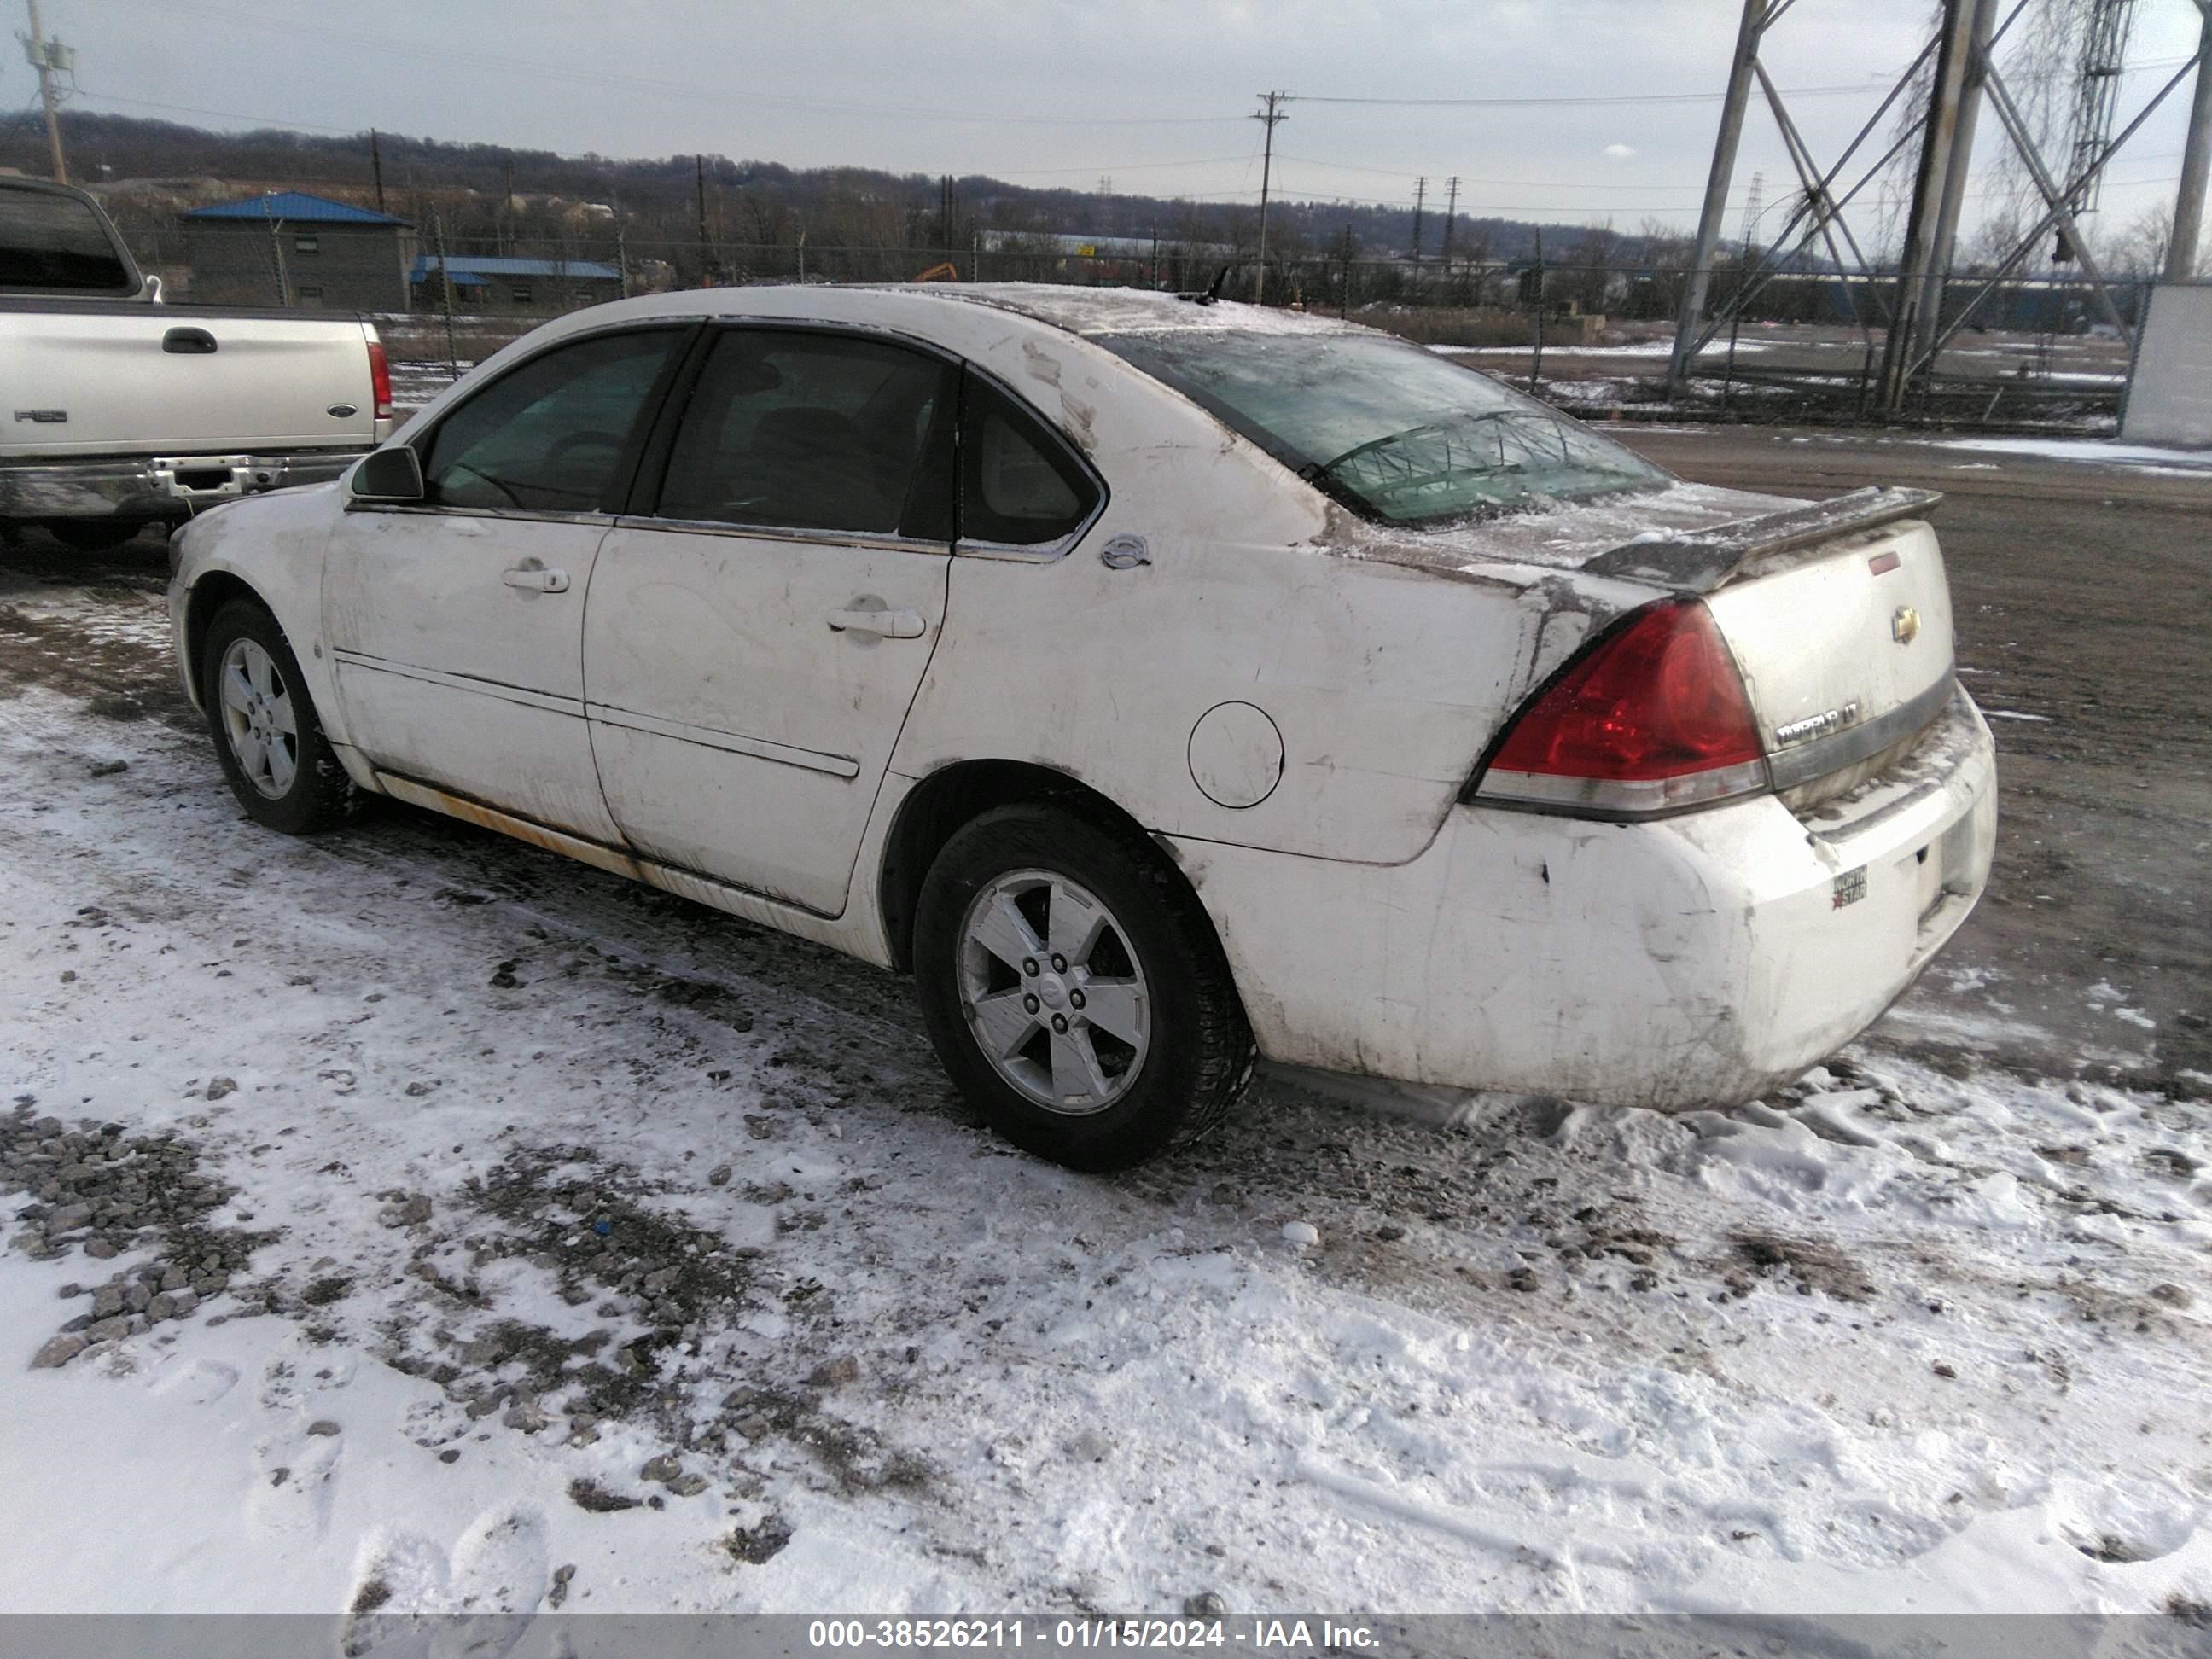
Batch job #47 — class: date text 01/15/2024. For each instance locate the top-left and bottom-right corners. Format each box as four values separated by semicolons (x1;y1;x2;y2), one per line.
804;1619;1380;1651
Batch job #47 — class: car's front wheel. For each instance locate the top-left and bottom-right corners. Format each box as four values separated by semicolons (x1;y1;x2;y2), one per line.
912;802;1254;1170
200;599;360;834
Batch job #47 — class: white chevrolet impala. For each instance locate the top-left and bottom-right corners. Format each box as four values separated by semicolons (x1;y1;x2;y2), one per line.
169;284;1996;1168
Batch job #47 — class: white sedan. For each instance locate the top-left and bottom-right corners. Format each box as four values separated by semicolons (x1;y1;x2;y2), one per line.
169;284;1996;1169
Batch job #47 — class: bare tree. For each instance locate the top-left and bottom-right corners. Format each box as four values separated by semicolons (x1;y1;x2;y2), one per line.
2110;201;2172;279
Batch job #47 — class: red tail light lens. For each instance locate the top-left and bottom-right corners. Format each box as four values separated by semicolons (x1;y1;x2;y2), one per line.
1472;600;1768;817
367;340;393;422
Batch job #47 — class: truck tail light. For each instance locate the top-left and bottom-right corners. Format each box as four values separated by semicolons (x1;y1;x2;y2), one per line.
1468;600;1768;818
367;340;393;422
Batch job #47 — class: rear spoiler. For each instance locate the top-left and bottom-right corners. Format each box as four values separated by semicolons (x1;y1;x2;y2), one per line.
1582;486;1943;594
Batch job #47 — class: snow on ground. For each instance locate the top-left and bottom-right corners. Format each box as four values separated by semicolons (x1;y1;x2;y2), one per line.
1921;438;2212;473
1435;341;1777;359
3;584;2212;1623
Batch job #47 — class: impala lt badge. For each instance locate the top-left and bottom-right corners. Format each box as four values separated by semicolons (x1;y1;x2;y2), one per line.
1773;701;1863;748
1893;605;1922;644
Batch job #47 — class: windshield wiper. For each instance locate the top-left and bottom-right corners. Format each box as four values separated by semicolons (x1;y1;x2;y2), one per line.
1304;422;1453;486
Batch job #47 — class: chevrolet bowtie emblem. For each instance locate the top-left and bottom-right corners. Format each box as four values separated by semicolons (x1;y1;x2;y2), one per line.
1892;605;1921;644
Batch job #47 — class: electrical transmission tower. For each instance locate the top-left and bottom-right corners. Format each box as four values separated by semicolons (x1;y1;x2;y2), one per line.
1441;175;1461;271
1410;176;1428;271
2065;0;2141;213
1668;0;2212;410
1738;172;1764;258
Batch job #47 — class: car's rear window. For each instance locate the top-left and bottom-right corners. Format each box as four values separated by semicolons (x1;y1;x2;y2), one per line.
1097;328;1668;527
0;190;136;294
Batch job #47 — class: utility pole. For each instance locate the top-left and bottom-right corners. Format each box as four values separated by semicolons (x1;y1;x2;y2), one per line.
2168;1;2212;282
696;154;713;285
370;128;387;213
1409;176;1428;272
1668;0;1766;395
1879;0;1977;410
21;0;70;184
502;157;515;254
1440;175;1460;276
1251;90;1288;305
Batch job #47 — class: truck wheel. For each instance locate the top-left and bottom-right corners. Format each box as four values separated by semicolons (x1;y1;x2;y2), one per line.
200;600;360;835
48;520;148;553
911;802;1254;1171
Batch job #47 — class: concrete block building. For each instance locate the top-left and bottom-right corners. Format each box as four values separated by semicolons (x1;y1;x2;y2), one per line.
183;191;414;310
410;253;625;315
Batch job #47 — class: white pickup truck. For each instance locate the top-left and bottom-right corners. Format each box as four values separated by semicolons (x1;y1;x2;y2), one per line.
2;176;392;550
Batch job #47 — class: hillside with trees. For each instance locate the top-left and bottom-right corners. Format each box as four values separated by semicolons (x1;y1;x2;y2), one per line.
7;109;1678;293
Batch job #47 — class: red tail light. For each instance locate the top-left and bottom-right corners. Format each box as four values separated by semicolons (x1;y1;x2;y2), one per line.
367;339;393;422
1471;600;1768;818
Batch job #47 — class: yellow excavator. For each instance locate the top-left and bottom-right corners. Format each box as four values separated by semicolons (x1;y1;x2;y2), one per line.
911;262;960;283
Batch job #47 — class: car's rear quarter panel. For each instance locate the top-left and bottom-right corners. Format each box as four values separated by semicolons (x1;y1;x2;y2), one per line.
888;312;1558;865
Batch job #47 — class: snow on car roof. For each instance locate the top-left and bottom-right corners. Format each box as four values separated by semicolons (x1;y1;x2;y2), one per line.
926;282;1363;339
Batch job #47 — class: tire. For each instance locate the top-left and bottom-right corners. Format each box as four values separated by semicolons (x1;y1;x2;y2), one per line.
200;599;361;835
48;519;148;553
911;802;1254;1170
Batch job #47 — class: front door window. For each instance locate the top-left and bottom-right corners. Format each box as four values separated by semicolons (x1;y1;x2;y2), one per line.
420;328;683;515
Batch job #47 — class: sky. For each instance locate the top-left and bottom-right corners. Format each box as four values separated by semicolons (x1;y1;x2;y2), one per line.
10;0;2209;246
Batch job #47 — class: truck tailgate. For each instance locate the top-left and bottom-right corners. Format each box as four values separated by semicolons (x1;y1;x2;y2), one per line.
1;305;379;459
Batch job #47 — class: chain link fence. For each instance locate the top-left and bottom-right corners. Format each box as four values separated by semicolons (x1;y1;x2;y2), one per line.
376;233;2149;430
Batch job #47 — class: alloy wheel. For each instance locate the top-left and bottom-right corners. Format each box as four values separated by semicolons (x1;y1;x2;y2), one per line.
217;637;300;800
956;868;1151;1115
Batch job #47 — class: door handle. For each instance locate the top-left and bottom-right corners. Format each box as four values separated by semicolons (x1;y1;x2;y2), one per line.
826;606;925;639
501;564;570;593
162;326;218;355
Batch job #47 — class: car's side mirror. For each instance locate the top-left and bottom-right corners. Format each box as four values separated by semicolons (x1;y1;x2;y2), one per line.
352;446;425;504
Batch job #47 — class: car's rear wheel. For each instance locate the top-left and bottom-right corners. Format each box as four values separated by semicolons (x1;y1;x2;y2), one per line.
200;600;359;834
912;802;1254;1170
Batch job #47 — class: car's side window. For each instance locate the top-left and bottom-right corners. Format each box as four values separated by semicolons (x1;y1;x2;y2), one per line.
419;329;684;515
959;376;1100;549
654;329;956;540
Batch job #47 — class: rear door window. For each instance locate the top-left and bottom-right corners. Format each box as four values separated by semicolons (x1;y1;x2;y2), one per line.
420;328;684;514
652;329;956;540
0;189;135;294
958;377;1100;549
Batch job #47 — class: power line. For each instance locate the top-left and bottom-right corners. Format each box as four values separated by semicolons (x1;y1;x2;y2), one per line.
1292;82;1910;108
70;88;362;133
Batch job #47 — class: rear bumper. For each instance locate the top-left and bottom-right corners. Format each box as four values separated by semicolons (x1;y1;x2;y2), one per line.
0;449;366;521
1178;689;1998;1109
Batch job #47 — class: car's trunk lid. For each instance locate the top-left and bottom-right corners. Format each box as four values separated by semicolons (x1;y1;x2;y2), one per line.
1333;483;1956;805
1696;498;1955;806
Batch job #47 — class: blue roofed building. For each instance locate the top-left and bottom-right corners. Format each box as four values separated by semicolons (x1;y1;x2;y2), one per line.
412;253;626;315
182;190;416;310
